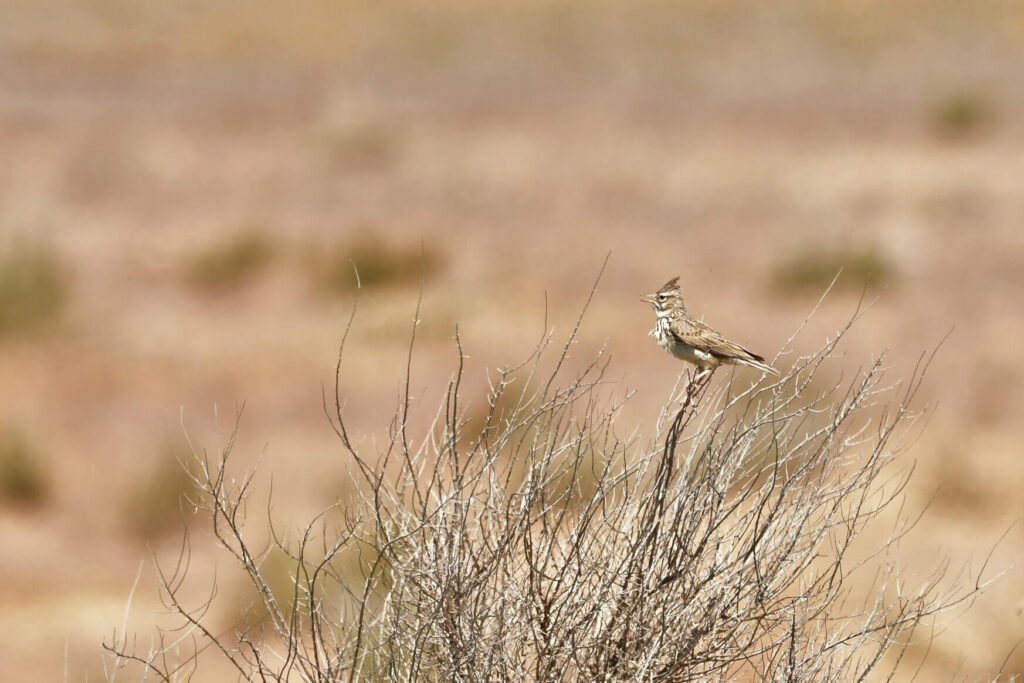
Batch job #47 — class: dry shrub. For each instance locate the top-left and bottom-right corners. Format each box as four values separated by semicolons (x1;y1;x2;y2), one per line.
105;273;1009;681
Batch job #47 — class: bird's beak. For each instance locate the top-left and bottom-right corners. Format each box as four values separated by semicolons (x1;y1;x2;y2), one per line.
640;293;656;304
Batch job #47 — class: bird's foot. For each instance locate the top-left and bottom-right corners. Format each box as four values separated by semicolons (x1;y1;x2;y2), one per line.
691;367;716;389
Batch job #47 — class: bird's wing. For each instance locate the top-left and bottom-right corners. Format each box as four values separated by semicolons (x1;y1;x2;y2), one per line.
670;317;767;364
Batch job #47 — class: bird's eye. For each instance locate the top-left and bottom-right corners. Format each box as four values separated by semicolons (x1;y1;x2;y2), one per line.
657;294;666;301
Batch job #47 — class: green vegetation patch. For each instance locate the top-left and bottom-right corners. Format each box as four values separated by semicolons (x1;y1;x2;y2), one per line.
930;91;994;140
771;244;894;296
0;429;49;506
318;235;442;294
0;240;69;339
185;231;276;291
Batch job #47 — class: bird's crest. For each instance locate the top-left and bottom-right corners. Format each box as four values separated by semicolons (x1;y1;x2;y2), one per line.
659;277;681;294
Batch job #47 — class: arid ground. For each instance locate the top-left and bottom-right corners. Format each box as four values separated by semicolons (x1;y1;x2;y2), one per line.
1;0;1023;679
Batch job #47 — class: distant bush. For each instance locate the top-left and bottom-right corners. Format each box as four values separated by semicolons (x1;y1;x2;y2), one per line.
0;429;49;506
323;123;399;172
928;442;994;519
318;234;441;294
124;447;199;540
0;240;69;339
185;231;275;291
228;545;302;633
771;244;893;296
930;91;994;140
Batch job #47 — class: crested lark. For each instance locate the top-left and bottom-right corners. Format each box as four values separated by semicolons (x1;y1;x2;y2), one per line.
642;277;777;379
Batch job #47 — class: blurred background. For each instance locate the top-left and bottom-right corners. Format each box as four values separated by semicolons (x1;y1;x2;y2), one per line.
1;0;1022;678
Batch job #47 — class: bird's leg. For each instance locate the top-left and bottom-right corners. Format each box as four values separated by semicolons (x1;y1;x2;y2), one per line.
684;367;707;400
682;366;712;407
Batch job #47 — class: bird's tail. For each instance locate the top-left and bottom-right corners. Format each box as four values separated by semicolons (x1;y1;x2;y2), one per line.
740;354;779;376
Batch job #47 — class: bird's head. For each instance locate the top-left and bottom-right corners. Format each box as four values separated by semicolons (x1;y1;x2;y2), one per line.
641;276;685;314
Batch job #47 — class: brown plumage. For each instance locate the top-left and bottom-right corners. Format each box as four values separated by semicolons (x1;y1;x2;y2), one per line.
641;277;777;376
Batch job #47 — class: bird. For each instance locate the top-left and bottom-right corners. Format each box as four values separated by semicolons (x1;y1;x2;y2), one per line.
642;276;777;380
